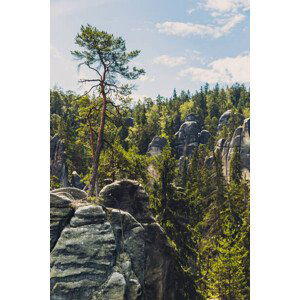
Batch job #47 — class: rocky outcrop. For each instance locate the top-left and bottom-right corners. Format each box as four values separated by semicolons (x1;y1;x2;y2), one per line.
147;136;167;157
216;118;250;180
217;110;244;131
175;114;203;157
50;180;179;300
50;188;87;251
198;130;211;145
71;171;85;190
50;135;68;187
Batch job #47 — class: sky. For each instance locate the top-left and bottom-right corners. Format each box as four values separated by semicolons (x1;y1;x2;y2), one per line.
51;0;250;100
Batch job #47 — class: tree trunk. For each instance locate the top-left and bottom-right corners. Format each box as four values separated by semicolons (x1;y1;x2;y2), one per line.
88;119;95;159
88;89;107;196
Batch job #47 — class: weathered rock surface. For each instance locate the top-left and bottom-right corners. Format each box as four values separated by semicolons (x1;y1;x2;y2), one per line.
50;135;68;187
175;114;203;156
217;109;244;131
147;136;167;156
50;188;87;251
216;118;250;180
71;171;85;190
198;130;211;145
52;187;88;200
50;180;179;300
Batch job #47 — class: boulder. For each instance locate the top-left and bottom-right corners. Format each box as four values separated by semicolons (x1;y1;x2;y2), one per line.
99;179;154;224
147;136;167;157
50;180;179;300
52;187;88;200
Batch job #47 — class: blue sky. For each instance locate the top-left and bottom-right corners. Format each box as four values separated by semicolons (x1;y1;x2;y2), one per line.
51;0;249;99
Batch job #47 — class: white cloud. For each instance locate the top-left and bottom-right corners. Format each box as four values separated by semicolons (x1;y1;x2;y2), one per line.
184;50;207;64
202;0;250;13
139;74;156;82
153;55;186;67
50;44;63;59
178;54;249;84
156;14;245;38
51;43;96;92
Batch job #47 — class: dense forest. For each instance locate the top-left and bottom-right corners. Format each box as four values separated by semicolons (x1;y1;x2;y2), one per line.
51;82;250;299
50;25;250;300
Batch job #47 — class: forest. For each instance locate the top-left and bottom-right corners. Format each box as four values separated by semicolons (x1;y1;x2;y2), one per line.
50;25;250;300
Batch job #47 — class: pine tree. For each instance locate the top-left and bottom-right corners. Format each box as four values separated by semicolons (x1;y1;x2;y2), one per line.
230;146;242;183
150;145;201;299
206;208;248;300
71;24;145;195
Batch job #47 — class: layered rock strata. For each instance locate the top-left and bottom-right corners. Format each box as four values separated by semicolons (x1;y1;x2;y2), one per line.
50;180;178;300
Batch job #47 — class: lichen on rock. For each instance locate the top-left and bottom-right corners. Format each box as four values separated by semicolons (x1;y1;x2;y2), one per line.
50;180;179;300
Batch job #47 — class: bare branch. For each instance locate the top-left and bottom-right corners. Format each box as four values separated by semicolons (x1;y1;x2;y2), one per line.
79;79;101;83
74;83;100;101
86;63;103;80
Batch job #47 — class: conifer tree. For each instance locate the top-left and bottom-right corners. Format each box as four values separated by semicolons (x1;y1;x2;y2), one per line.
206;208;248;300
230;146;242;183
71;24;145;195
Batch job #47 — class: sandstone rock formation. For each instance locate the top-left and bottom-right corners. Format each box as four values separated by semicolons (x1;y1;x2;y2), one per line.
216;118;250;180
50;180;179;300
198;130;211;145
147;136;167;156
217;109;244;131
71;171;85;190
50;187;87;251
50;135;68;187
175;114;202;156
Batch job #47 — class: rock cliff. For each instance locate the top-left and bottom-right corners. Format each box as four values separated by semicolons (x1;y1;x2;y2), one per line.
216;118;250;180
50;180;179;300
147;136;167;156
217;109;244;131
50;135;68;187
175;114;202;157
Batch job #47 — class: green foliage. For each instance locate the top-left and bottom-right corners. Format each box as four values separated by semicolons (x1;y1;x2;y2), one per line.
50;89;90;176
71;24;145;96
50;176;60;190
96;140;150;189
206;209;248;300
180;100;194;120
230;146;243;184
50;82;250;298
149;145;201;299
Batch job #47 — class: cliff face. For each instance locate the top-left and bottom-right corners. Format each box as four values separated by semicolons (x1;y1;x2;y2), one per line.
50;135;68;187
216;118;250;180
175;114;203;157
50;180;179;300
147;136;167;156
